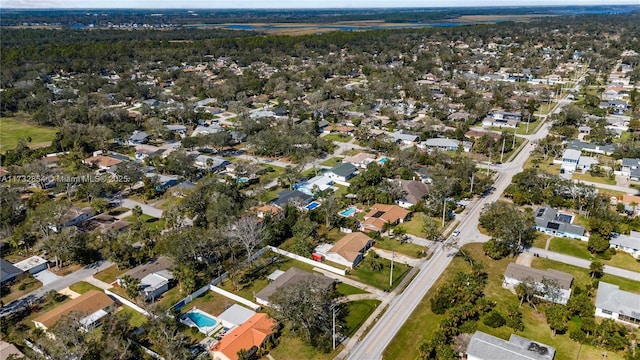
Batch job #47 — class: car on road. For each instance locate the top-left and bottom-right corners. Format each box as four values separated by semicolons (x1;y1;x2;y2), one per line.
452;229;461;237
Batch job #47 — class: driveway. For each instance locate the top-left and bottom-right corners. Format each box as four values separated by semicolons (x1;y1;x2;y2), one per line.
33;270;62;285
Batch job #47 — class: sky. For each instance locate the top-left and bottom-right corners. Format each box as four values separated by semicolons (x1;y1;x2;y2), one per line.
1;0;638;9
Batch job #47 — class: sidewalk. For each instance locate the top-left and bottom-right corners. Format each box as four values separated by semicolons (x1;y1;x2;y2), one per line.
84;276;113;290
373;248;423;267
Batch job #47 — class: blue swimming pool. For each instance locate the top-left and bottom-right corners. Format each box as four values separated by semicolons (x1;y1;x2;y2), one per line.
306;201;321;210
339;207;357;217
237;177;249;183
378;157;388;164
185;312;218;328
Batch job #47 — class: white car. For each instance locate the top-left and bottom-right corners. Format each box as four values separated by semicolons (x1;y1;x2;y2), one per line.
452;229;461;237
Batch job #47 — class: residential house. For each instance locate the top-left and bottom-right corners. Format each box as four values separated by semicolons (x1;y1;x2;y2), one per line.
0;259;25;285
566;139;615;156
327;162;358;183
252;204;283;219
317;119;330;132
621;158;640;180
139;270;174;301
361;204;411;233
127;131;150;145
296;175;336;196
503;263;573;305
395;179;428;209
420;138;471;152
194;155;229;172
271;190;313;209
217;304;256;329
323;125;356;136
534;207;586;240
465;130;501;142
619;194;640;215
595;282;640;326
62;207;94;228
210;313;277;360
83;155;122;170
343;153;377;169
609;231;640;259
0;340;24;359
33;290;116;331
135;144;163;160
466;331;555;360
145;173;179;192
448;111;471;121
13;256;48;275
117;257;174;299
255;267;334;307
192;124;224;137
560;149;581;173
388;130;420;145
323;232;374;268
166;124;187;135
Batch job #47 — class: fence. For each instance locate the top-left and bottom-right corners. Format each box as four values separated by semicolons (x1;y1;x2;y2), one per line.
267;246;347;276
209;285;261;311
104;289;151;317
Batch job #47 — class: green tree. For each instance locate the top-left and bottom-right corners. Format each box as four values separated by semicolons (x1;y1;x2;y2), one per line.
589;260;605;279
545;304;569;336
587;234;610;254
269;276;345;352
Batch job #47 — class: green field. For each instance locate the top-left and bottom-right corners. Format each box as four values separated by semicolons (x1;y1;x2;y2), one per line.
0;116;57;152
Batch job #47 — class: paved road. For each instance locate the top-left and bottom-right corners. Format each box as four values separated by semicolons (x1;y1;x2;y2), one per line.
524;248;640;281
121;198;164;218
574;180;639;195
344;94;576;360
0;260;113;317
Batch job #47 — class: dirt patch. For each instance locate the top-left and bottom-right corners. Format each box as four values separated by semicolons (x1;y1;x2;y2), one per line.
58;287;81;299
516;253;534;267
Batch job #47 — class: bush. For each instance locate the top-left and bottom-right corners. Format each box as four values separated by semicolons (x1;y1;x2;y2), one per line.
459;320;477;334
18;283;26;291
482;310;506;328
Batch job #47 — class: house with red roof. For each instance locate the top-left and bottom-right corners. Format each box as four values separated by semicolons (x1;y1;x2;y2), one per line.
210;313;277;360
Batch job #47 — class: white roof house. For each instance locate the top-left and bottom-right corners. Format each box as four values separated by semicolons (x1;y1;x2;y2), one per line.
217;304;256;329
467;331;555;360
595;282;640;326
561;149;582;172
610;231;640;259
139;269;173;301
13;256;48;274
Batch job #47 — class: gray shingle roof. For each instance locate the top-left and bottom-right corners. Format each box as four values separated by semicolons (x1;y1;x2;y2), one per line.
504;263;573;290
255;267;333;304
330;162;357;178
595;282;640;320
534;207;585;237
0;259;23;283
610;231;640;250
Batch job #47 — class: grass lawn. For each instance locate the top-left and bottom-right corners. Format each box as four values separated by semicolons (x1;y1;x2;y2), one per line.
320;157;343;167
117;306;149;328
336;283;367;296
69;281;101;294
125;214;166;231
531;233;551;249
348;259;410;291
0;116;57;152
399;216;425;237
384;243;635;360
156;286;184;311
180;291;237;317
549;237;640;273
270;331;339;360
94;265;127;284
323;133;352;143
374;237;428;258
572;172;616;185
344;300;380;336
1;275;42;303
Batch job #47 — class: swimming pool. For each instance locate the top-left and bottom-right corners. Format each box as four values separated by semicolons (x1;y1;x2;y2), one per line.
378;157;388;164
306;201;321;210
185;311;218;328
339;207;357;217
237;177;249;183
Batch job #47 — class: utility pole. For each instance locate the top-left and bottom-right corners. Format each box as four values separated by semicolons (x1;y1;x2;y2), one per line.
500;136;506;163
332;305;337;350
487;152;492;176
470;172;475;194
442;195;447;227
389;249;395;287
